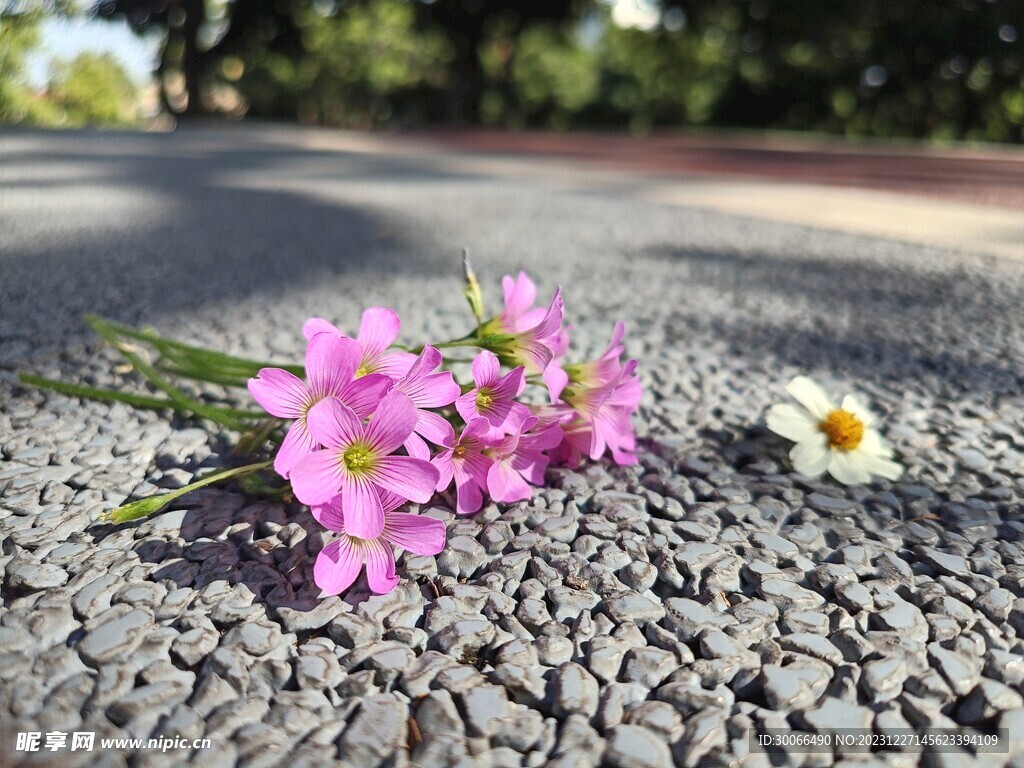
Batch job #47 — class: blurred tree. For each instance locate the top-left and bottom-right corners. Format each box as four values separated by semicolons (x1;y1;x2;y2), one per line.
94;0;304;115
0;0;74;124
48;52;139;125
414;0;585;123
236;0;452;127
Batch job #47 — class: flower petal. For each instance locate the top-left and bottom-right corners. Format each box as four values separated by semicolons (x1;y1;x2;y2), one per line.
311;496;345;531
841;394;877;427
342;476;385;539
248;368;308;419
306;334;360;399
383;512;447;555
363;538;399;594
364;390;418;454
358;307;402;359
314;538;362;596
472;350;501;388
790;436;830;478
340;374;392;420
857;450;904;481
503;271;537;317
404;432;430;461
303;317;343;341
273;419;317;479
542;362;569;402
306;397;363;450
828;451;873;486
487;459;532;503
370;456;439;503
290;449;345;505
786;376;834;420
766;404;820;443
370;351;417;380
416;410;455;447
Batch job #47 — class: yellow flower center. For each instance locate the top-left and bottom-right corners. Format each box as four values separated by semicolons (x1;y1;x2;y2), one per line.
476;390;493;411
819;409;864;451
453;444;466;459
343;445;374;474
355;364;370;378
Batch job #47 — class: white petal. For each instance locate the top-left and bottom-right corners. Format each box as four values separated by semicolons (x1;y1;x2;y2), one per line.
828;451;872;486
790;436;830;477
858;428;891;457
786;376;834;420
766;404;819;443
841;394;876;427
858;450;904;481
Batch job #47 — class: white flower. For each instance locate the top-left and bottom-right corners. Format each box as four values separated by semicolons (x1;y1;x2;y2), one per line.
766;376;903;486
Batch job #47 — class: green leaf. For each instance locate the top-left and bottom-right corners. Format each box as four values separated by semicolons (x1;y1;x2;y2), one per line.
102;460;274;524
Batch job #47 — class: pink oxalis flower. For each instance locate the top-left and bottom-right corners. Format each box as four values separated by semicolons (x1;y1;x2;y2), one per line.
432;418;494;515
303;307;416;380
393;345;460;459
289;391;439;538
455;350;531;440
247;334;391;479
313;491;446;595
485;417;563;503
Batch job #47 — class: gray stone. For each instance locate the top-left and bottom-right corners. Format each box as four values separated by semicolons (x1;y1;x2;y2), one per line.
604;724;672;768
337;694;407;767
76;609;152;665
550;663;600;719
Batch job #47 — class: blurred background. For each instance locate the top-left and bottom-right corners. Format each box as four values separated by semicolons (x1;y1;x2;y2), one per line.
1;0;1021;142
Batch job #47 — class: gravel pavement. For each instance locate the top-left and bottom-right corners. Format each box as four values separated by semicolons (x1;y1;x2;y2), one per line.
2;125;1024;767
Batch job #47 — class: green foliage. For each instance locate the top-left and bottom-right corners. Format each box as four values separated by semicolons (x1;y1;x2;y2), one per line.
48;52;139;126
237;0;453;127
0;10;45;123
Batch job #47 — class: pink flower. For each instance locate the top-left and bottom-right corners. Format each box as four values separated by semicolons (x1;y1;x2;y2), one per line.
485;417;563;503
248;334;391;479
290;391;439;538
303;307;416;380
393;345;460;460
313;491;446;595
500;272;571;357
561;359;642;466
563;321;628;389
455;351;530;440
431;418;494;515
487;287;569;401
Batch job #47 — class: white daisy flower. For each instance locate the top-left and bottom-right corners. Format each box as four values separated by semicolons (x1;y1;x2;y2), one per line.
766;376;903;486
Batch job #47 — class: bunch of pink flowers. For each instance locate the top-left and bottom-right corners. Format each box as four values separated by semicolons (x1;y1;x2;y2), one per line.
248;271;642;596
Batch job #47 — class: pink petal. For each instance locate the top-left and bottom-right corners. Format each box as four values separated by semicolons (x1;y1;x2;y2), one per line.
273;419;318;479
453;473;484;515
314;538;363;596
383;512;446;555
503;272;536;317
357;307;401;359
515;307;548;332
290;449;345;506
534;288;564;339
306;398;363;449
340;374;392;419
370;351;417;380
377;490;407;514
490;367;526;401
248;368;309;419
404;432;430;461
341;476;385;539
432;451;455;492
542;363;569;402
364;390;418;454
416;410;455;446
306;334;360;399
454;390;480;424
303;317;344;341
472;350;501;388
370;456;439;503
363;538;399;594
311;496;345;531
487;460;532;503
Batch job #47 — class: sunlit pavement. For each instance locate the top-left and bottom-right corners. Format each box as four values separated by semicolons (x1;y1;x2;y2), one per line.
289;127;1024;262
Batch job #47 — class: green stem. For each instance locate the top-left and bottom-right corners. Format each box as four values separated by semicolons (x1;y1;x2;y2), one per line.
103;460;274;523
